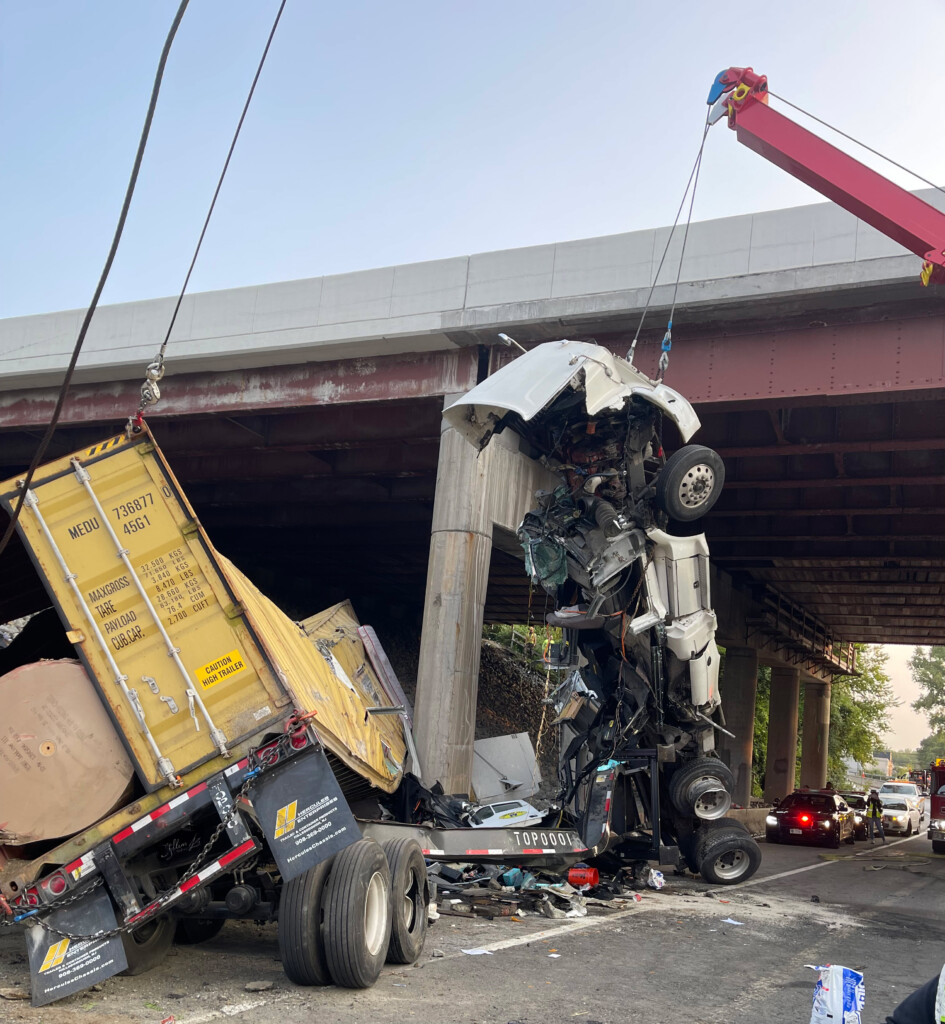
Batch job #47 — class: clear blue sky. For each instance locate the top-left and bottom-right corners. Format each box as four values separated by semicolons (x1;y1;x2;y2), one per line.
3;1;945;321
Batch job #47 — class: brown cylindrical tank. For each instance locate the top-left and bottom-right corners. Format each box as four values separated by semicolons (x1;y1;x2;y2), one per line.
0;660;134;843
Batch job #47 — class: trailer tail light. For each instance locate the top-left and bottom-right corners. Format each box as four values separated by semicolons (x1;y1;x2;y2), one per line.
800;814;810;823
45;873;67;896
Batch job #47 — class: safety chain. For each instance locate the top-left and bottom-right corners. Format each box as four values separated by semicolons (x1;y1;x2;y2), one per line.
3;770;260;942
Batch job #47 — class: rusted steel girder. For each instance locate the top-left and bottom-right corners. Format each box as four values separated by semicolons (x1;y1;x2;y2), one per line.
0;348;479;429
628;314;945;404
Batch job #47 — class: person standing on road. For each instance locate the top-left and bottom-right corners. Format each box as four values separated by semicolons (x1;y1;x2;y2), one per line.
867;788;886;845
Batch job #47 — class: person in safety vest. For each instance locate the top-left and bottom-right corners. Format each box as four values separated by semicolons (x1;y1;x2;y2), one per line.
884;966;945;1022
867;788;886;845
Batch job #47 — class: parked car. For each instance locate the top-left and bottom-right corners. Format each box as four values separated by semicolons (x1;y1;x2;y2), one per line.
840;792;868;840
880;797;921;836
879;781;925;818
468;799;544;828
765;789;857;848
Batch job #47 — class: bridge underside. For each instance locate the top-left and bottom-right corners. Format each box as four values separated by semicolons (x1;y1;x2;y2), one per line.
3;293;945;652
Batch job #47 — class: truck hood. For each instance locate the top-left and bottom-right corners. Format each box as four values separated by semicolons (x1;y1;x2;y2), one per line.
443;340;700;449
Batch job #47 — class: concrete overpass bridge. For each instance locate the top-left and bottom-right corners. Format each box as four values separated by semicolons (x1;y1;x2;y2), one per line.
3;193;945;803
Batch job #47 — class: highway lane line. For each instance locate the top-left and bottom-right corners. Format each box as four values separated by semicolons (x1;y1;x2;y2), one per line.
432;906;640;960
740;833;922;888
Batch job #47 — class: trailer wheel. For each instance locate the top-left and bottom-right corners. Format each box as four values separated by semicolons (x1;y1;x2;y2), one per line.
277;858;333;986
933;839;945;855
175;917;225;945
324;839;392;988
669;757;734;820
655;445;724;522
120;914;175;975
697;827;761;885
382;838;428;964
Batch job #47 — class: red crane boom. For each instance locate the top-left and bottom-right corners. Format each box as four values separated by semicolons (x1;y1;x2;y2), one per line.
708;67;945;286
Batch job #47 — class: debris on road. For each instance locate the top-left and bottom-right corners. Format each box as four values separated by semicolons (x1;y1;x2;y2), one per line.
807;964;865;1024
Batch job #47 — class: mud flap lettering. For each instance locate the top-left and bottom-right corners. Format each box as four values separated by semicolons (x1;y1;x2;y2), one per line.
26;885;127;1007
251;745;359;882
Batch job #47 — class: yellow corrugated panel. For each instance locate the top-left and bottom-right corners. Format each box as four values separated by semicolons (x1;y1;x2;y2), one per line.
0;425;405;795
215;563;406;791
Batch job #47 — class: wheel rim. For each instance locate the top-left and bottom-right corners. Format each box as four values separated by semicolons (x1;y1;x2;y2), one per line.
711;849;750;881
677;465;716;510
689;778;733;820
363;870;388;957
403;872;419;931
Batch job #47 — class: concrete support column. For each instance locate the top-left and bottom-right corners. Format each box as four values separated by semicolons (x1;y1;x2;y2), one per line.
800;679;832;789
716;647;758;807
764;666;801;803
413;401;493;794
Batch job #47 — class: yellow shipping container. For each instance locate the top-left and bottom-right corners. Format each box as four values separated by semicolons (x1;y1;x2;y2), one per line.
0;424;406;797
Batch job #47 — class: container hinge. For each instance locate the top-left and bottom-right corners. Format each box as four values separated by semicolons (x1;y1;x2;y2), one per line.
181;519;200;536
223;602;244;620
65;629;85;644
136;442;156;455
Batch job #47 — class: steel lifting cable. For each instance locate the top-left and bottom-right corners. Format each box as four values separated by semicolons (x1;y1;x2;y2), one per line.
134;0;289;423
768;90;945;197
0;0;191;561
627;110;711;377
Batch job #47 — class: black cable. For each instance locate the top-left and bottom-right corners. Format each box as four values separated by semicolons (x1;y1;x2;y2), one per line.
0;0;191;559
149;0;288;386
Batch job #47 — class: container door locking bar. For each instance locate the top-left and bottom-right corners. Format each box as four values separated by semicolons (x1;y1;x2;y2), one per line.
22;488;180;787
71;458;230;759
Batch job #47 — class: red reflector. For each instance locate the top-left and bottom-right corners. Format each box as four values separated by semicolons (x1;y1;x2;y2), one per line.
47;874;67;896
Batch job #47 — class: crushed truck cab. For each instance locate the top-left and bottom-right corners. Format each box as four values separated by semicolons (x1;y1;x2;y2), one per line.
446;339;759;883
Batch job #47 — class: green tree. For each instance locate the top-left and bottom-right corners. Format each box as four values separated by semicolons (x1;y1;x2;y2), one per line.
911;647;945;730
916;731;945;767
825;644;898;786
751;667;771;798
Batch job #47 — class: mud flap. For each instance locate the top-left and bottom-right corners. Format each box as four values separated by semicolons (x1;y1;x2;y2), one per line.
25;885;128;1007
251;744;360;882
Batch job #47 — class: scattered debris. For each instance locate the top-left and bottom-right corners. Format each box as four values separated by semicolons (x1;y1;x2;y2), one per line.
244;981;274;992
807;965;864;1024
720;917;743;925
0;987;30;1000
461;949;494;956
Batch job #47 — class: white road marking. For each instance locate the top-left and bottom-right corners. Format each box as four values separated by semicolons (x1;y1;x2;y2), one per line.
740;833;922;888
432;907;640;960
176;995;285;1024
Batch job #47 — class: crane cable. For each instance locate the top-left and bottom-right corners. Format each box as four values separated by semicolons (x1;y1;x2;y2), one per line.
0;0;192;560
134;0;289;424
627;109;711;378
768;91;945;197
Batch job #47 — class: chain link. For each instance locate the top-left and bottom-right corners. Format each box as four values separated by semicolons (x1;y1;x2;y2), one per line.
3;770;260;942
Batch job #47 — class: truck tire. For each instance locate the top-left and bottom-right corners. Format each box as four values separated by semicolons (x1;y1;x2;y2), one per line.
933;840;945;855
120;915;175;975
175;917;225;945
669;758;735;820
277;858;333;986
324;839;392;988
382;838;428;965
655;445;724;522
697;827;761;885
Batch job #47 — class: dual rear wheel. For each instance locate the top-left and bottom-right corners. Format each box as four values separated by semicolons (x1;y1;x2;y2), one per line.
277;836;428;990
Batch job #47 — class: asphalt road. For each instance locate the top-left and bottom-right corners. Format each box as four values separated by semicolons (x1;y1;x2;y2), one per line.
2;825;944;1024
